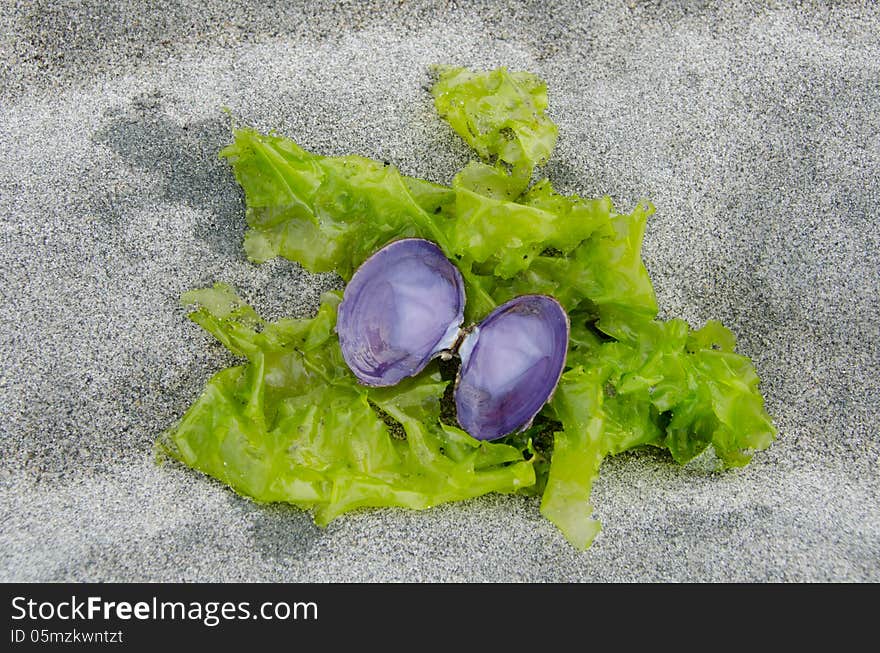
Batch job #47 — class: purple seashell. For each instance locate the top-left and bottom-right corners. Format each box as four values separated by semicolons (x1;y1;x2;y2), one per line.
454;295;570;441
337;238;466;387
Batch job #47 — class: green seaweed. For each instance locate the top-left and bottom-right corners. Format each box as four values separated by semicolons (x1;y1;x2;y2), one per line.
158;65;776;549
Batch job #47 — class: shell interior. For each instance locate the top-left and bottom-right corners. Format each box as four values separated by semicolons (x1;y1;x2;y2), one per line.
454;295;570;441
336;238;466;387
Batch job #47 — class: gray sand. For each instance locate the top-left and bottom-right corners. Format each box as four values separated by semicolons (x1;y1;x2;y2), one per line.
1;1;878;582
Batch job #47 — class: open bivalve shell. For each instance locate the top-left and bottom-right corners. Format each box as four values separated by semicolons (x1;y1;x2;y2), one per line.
337;238;569;440
454;295;570;441
336;238;466;387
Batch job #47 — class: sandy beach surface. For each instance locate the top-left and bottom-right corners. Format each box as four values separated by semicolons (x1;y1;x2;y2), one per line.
1;1;878;582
